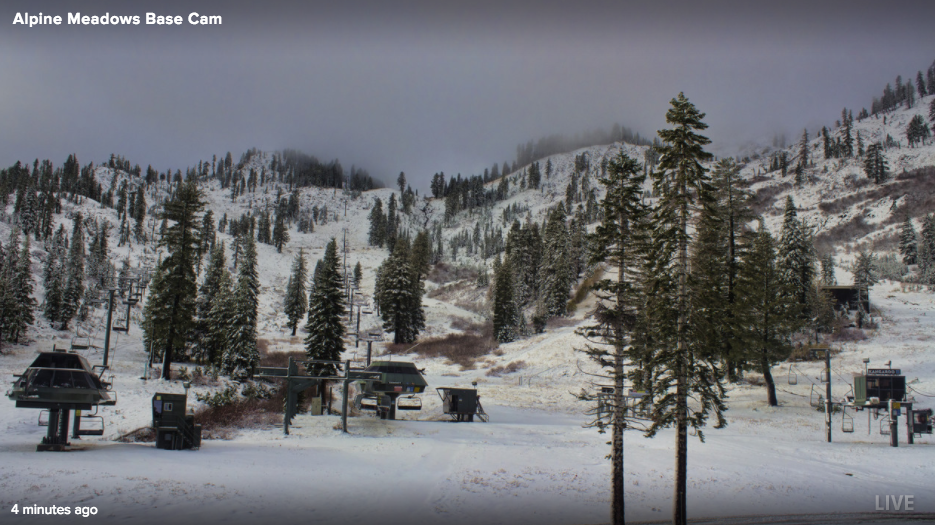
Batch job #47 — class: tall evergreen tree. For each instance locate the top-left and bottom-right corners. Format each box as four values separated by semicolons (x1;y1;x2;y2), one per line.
492;254;517;344
368;197;386;247
576;151;646;525
43;225;68;328
711;159;754;381
647;93;726;525
272;212;289;253
10;232;36;342
852;250;879;329
144;179;204;380
386;194;398;252
353;261;363;290
899;216;918;266
778;197;816;321
284;248;308;336
376;241;425;344
735;223;796;406
539;204;571;317
223;234;260;379
820;254;837;285
195;242;230;365
60;213;86;329
305;239;345;375
863;143;888;184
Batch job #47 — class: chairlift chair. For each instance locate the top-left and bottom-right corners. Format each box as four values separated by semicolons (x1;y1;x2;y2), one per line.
880;417;891;435
70;335;91;351
809;384;822;408
787;366;798;385
397;395;422;411
842;405;855;433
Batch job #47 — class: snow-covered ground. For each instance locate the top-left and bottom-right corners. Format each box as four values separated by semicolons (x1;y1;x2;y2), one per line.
3;279;934;525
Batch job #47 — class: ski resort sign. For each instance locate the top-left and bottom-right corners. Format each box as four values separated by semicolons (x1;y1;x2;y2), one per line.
868;369;901;376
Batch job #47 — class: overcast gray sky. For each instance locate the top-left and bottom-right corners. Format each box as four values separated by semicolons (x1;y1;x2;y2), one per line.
2;0;933;189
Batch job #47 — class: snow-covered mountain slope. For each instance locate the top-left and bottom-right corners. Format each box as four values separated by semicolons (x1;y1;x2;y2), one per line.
4;91;935;524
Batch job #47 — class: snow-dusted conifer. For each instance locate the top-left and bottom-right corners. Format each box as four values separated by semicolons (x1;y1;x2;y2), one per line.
646;93;725;525
576;151;646;525
222;234;259;379
305;238;345;375
539;204;571;317
492;254;517;344
376;239;425;345
60;213;86;329
899;217;918;266
283;248;308;336
735;222;796;406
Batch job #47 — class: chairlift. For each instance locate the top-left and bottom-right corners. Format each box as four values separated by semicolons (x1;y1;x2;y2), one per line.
880;417;891;435
397;395;422;411
809;384;822;408
112;322;128;333
842;405;855;433
38;410;50;427
74;414;105;436
820;368;830;383
70;335;91;351
787;366;798;385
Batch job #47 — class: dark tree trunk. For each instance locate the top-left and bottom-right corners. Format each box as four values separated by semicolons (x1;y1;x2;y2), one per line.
291;324;297;337
762;353;778;406
611;252;626;525
161;293;181;380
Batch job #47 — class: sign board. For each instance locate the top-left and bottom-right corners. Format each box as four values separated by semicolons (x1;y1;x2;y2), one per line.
627;390;646;398
868;369;901;376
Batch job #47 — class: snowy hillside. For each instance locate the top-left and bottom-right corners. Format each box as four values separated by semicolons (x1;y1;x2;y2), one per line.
4;98;935;524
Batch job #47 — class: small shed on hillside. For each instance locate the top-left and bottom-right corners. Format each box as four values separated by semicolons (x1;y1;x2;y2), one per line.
820;285;869;313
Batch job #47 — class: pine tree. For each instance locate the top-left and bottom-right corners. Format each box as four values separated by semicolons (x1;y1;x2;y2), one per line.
386;194;398;252
410;231;432;279
353;261;363;290
202;269;234;368
539;204;571;317
863;143;888;183
10;232;36;342
60;213;86;329
820;254;837;285
368;197;386;247
144;179;205;380
222;234;259;379
734;222;796;406
576;151;646;525
195;242;229;365
852;250;879;328
492;254;517;343
272;212;289;253
778;197;816;321
43;225;67;328
647;93;725;525
906;114;931;147
284;248;308;336
918;215;935;281
797;128;809;172
376;241;425;344
305;239;345;375
899;217;918;266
